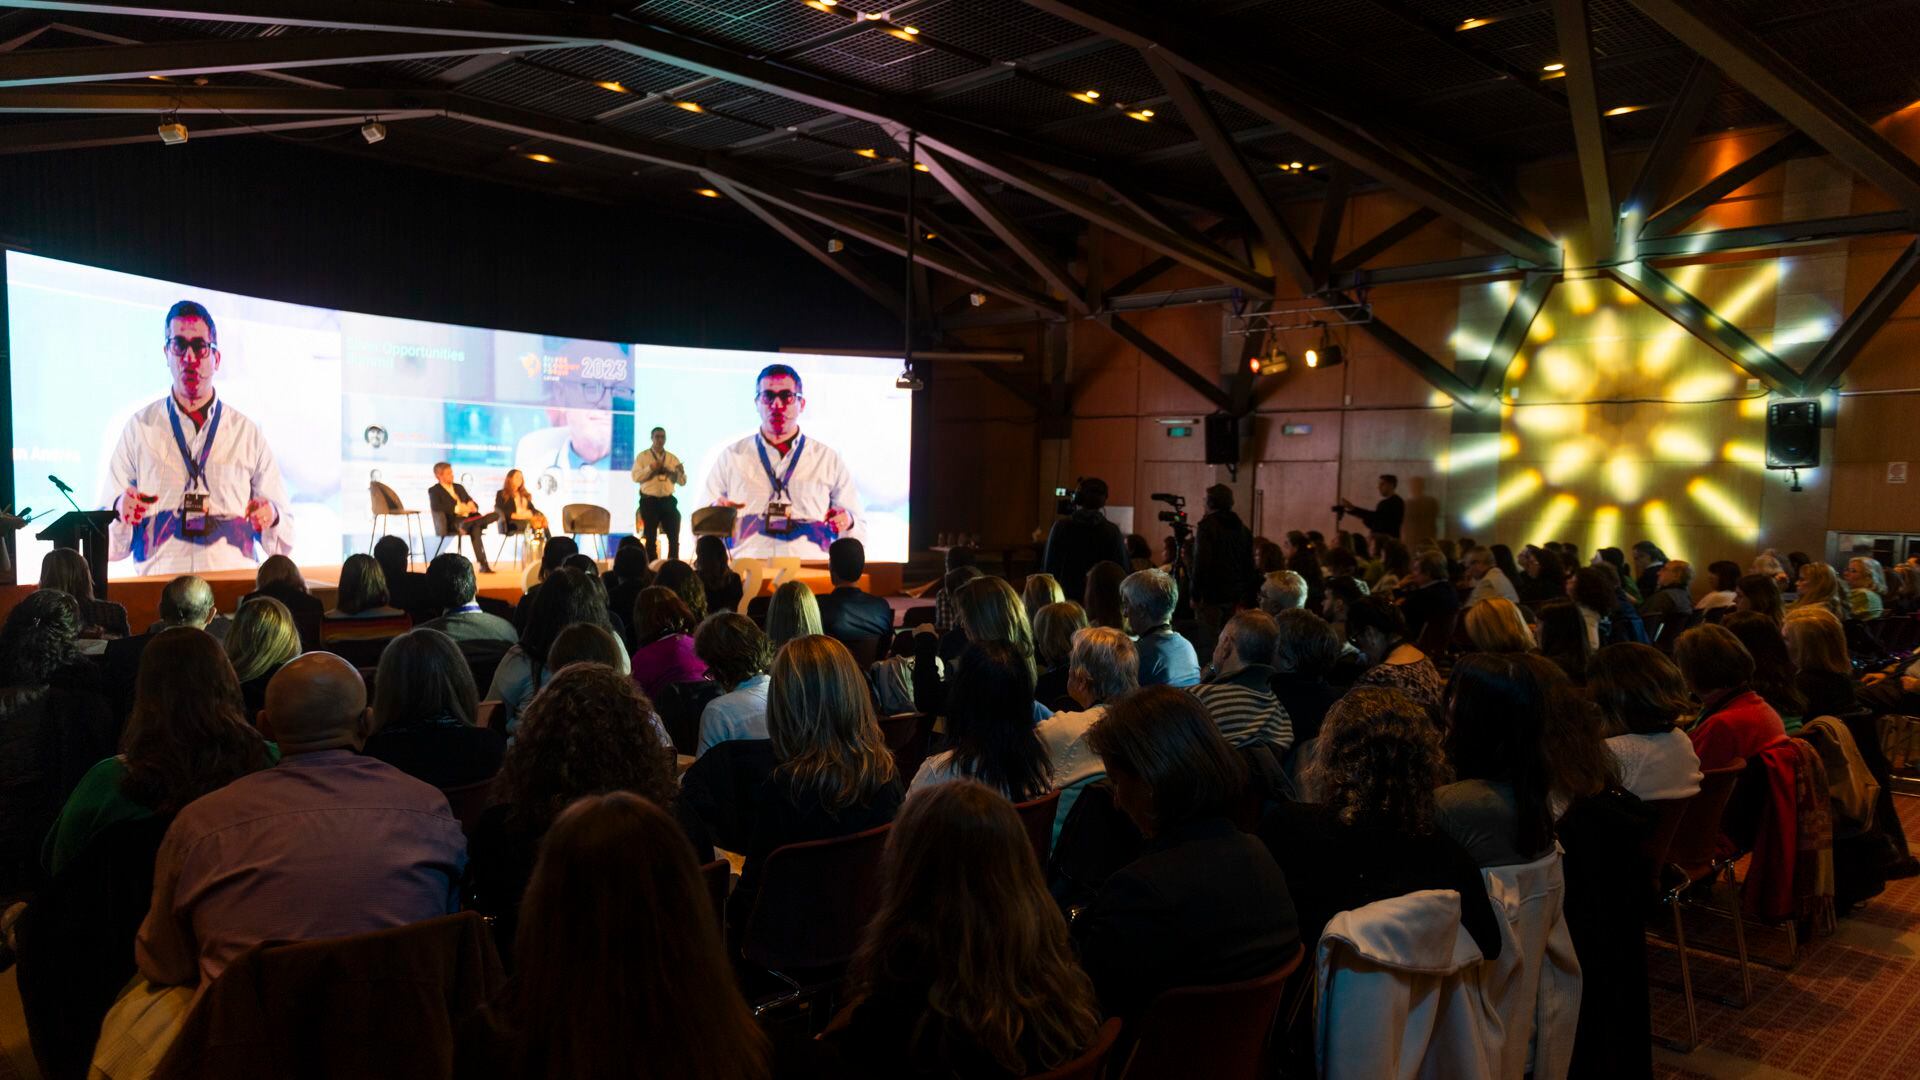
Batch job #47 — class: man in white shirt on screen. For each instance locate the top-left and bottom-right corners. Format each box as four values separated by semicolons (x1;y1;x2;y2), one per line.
98;300;295;576
703;363;864;560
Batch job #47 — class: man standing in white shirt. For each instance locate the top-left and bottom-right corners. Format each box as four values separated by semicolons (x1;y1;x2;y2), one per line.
703;364;864;560
1462;546;1520;608
98;300;294;576
632;425;686;561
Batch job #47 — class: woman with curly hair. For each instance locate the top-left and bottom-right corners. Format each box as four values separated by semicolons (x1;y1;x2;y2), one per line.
0;590;116;890
44;627;275;877
827;781;1101;1079
465;663;694;962
455;792;770;1080
1258;685;1499;956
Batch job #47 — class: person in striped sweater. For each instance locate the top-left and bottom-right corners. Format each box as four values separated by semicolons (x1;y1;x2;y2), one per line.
1189;611;1293;754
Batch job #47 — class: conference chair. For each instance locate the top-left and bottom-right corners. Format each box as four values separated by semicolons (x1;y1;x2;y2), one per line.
878;712;934;782
1647;763;1747;1052
1013;789;1063;866
1026;1018;1122;1080
368;482;424;566
739;822;892;1016
561;503;611;560
439;779;493;837
1118;945;1303;1080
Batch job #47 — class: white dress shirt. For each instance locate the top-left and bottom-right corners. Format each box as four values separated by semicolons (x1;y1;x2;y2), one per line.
697;672;772;755
1465;567;1521;607
97;394;294;575
631;448;686;498
702;431;864;559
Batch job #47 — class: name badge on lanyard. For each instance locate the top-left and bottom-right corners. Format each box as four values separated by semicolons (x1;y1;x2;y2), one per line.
756;434;805;537
166;398;223;537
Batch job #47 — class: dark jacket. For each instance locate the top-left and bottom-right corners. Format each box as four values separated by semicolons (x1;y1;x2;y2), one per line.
830;958;1064;1079
1192;509;1258;607
1043;509;1128;604
1071;816;1298;1021
101;630;158;724
819;585;896;644
0;664;116;894
1269;672;1342;746
1636;563;1664;603
361;713;508;791
1347;494;1404;539
1400;579;1461;644
1258;800;1500;960
428;481;482;535
492;489;540;535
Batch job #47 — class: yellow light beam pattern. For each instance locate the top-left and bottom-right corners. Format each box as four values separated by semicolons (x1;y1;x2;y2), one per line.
1434;434;1515;474
1722;440;1766;468
1652;425;1712;461
1590;505;1620;553
1739;395;1769;419
1607;451;1644;502
1464;469;1543;529
1513;403;1584;436
1642;500;1684;561
1532;494;1579;546
1546;439;1596;484
1687;478;1759;542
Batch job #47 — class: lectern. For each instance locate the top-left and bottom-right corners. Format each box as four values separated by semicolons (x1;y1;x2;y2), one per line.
37;510;116;598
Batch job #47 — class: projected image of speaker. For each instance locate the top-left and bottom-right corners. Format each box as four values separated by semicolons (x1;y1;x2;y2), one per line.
1766;400;1820;468
1204;412;1240;465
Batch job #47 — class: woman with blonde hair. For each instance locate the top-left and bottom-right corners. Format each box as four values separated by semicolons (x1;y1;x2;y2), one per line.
728;634;903;938
956;575;1037;680
1020;574;1064;624
1783;607;1857;720
764;578;822;650
1791;561;1849;622
1030;600;1088;708
829;781;1100;1077
225;596;303;715
1464;598;1537;654
1844;557;1887;619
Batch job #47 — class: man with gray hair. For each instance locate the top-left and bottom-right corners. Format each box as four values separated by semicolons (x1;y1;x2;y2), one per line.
1258;570;1308;616
1462;547;1518;608
1121;568;1200;688
1035;626;1140;842
106;574;224;721
1192;611;1292;752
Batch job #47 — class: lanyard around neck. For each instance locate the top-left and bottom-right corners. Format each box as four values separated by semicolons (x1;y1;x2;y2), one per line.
165;397;223;489
755;434;805;500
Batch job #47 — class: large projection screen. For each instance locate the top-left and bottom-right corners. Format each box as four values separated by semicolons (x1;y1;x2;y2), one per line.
5;251;911;579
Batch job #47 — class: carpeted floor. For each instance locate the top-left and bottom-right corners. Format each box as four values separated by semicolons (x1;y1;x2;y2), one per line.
1652;794;1920;1080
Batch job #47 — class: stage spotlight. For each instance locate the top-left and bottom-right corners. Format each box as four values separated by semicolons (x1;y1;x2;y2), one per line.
360;120;386;144
827;237;846;254
1303;326;1343;369
968;291;987;307
157;120;188;145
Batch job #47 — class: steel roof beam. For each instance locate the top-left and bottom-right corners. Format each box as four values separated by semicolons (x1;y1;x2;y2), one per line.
0;31;574;87
1798;239;1920;395
1551;0;1614;264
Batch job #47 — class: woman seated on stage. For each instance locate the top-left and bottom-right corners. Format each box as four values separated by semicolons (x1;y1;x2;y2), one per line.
494;468;548;539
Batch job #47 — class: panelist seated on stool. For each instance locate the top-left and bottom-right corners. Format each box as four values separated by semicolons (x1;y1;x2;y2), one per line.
427;462;498;574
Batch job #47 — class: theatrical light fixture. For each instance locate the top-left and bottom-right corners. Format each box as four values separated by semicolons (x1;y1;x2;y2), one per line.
360;120;386;144
1302;325;1344;370
695;187;722;198
1604;104;1647;116
595;80;629;94
1456;17;1493;30
895;369;925;391
855;147;879;158
885;27;922;43
827;237;846;253
969;291;987;307
1252;334;1289;376
524;153;555;164
1127;108;1155;122
1070;90;1101;104
913;162;930;172
1542;62;1565;72
900;25;919;35
671;100;705;113
1083;89;1100;99
157;113;187;145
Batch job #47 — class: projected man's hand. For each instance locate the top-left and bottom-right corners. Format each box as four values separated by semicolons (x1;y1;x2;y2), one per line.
826;507;853;533
119;486;158;525
244;498;277;532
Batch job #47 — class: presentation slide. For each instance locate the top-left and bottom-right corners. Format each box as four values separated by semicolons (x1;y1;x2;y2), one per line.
5;251;912;579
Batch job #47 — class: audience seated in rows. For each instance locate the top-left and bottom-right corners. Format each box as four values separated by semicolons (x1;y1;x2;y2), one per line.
1269;609;1344;751
241;554;323;650
1534;598;1591;685
485;567;609;730
1030;600;1088;710
766;579;823;651
361;629;506;791
1725;610;1806;718
1735;571;1787;624
0;590;115;894
1344;596;1442;713
510;537;578;632
455;792;769;1080
1464;597;1537;654
373;535;435;624
1257;569;1307;617
38;548;129;639
911;640;1054;800
1035;627;1139;842
654;559;709;623
602;544;655;640
1081;560;1126;632
1676;622;1792;772
1071;686;1299;1021
1021;572;1064;624
1436;654;1583;868
827;781;1100;1078
103;575;219;722
1463;546;1520;608
549;623;633;677
818;538;894;646
467;663;694;962
419;553;518;645
914;575;1048;719
695;534;745;617
1397;549;1460;645
322;553;411;642
224;595;302;718
1785;607;1857;721
1587;643;1703;803
1191;610;1293;753
694;613;774;755
1793;561;1848;623
629;586;707;701
1642;559;1696;617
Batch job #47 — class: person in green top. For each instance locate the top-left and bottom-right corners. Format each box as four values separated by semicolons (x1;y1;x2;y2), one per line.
1846;557;1887;620
43;626;276;878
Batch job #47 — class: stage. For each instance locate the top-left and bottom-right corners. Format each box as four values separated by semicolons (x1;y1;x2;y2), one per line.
0;559;905;633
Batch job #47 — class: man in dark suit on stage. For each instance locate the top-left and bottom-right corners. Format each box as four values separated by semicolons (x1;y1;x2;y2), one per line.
426;462;498;575
817;538;894;646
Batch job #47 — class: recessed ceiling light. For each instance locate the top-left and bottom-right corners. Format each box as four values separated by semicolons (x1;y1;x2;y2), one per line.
913;162;930;172
901;25;919;34
1289;161;1304;169
1084;89;1100;99
885;27;922;43
595;80;628;93
855;147;879;158
1604;104;1647;116
671;100;705;113
1456;17;1493;31
695;187;722;198
1127;109;1155;122
1542;62;1565;72
525;153;555;164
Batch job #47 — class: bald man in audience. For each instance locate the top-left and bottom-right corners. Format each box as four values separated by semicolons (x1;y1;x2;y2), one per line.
102;573;223;722
136;652;466;989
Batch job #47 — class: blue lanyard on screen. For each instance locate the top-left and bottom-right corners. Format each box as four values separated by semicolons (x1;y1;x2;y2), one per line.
165;398;224;490
755;434;805;500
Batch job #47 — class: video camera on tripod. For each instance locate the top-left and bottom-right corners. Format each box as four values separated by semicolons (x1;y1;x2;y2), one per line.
1151;492;1191;539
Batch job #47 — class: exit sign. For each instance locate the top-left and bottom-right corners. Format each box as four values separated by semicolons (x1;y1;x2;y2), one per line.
1166;426;1192;438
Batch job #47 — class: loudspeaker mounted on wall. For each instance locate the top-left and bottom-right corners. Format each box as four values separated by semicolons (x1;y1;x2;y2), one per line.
1766;400;1820;469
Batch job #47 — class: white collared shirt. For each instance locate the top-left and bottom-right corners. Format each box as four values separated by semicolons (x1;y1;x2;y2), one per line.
632;448;686;498
697;673;772;755
97;394;294;575
702;431;865;559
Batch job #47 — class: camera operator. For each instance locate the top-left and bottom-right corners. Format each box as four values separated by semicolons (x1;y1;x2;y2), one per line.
1337;473;1405;540
1043;476;1129;604
1191;484;1258;645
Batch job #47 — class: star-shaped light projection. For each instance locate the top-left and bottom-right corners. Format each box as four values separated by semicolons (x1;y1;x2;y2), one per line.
1434;250;1843;561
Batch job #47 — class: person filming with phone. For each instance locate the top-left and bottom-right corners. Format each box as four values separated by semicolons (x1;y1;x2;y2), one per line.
98;300;294;575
